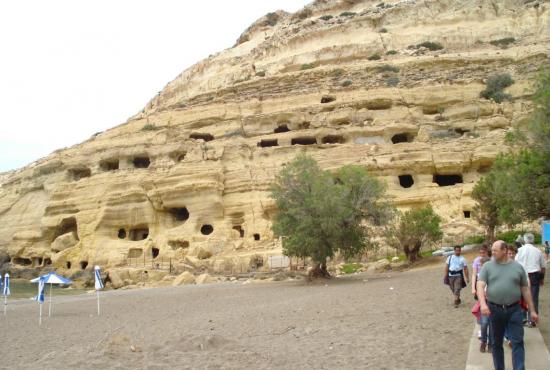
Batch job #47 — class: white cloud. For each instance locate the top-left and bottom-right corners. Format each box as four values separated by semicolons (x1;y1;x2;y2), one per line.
0;0;310;172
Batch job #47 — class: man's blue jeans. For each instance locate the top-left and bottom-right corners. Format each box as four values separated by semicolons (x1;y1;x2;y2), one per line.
480;314;490;345
489;302;524;370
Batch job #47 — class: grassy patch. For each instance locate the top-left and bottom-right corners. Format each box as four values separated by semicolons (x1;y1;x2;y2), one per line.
300;63;315;70
385;50;398;55
142;123;160;131
342;80;352;87
377;64;399;73
368;53;381;61
340;263;363;274
330;68;345;77
386;76;400;87
319;15;333;21
379;27;388;33
340;11;357;17
255;71;266;77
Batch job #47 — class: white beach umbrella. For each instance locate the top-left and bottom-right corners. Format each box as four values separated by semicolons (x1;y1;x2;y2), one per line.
2;273;10;315
94;266;104;316
31;272;72;317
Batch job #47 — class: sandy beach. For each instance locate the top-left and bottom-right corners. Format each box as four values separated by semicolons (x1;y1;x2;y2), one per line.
1;264;549;370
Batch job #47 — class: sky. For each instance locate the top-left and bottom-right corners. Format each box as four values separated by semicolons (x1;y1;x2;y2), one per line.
0;0;311;173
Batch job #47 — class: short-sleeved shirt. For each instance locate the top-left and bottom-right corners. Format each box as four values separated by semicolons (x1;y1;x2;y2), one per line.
478;260;528;305
472;256;483;277
446;255;467;276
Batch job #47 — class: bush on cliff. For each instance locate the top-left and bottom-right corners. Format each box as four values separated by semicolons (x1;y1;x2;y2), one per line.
270;154;393;278
479;73;514;103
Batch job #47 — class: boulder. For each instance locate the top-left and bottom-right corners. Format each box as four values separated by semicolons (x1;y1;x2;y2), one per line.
172;271;195;286
374;258;391;272
197;247;213;260
0;250;10;265
195;273;216;285
51;232;78;253
107;270;124;289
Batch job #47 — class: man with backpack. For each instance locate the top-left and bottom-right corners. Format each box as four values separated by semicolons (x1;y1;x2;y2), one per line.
444;245;469;307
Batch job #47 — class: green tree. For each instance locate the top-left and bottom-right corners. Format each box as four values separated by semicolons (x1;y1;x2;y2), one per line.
483;69;550;224
391;205;443;263
270;154;392;278
471;172;501;243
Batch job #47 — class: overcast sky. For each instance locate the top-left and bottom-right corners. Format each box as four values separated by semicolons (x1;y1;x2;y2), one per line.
0;0;310;173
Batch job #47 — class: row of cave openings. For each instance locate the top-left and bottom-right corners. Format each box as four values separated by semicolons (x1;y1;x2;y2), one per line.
398;174;464;188
257;124;416;148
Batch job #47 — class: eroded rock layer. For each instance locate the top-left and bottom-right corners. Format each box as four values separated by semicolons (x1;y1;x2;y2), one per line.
1;0;549;276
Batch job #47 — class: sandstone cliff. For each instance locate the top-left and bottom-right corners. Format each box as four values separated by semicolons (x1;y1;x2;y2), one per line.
1;0;549;279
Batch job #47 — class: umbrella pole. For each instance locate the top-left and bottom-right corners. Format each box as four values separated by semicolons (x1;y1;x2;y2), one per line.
48;283;53;317
39;303;42;326
97;290;100;316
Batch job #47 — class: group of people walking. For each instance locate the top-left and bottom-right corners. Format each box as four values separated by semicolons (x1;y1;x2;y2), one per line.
444;233;547;370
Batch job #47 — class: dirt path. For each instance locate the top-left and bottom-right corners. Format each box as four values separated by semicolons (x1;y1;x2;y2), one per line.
0;264;487;369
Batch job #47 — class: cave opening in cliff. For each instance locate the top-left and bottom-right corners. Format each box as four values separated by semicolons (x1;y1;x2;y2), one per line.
66;261;72;269
53;217;79;241
391;133;414;144
274;124;290;133
398;175;414;188
253;233;260;241
32;257;43;267
258;139;279;148
454;128;470;135
129;228;149;241
170;207;190;222
80;261;88;270
168;240;189;250
201;224;214;235
463;210;471;218
100;159;119;171
190;133;214;142
128;248;143;258
233;226;245;238
321;95;336;104
170;151;186;162
433;174;463;187
118;228;127;239
152;248;160;259
43;258;52;266
291;137;317;145
132;157;150;168
322;135;345;144
69;168;91;181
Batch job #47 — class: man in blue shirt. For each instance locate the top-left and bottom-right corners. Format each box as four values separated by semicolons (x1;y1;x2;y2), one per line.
444;245;469;307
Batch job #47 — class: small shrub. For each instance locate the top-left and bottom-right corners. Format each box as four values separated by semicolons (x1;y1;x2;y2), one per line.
386;50;398;55
342;80;352;87
379;27;388;33
496;230;541;245
264;12;279;27
142;123;160;131
377;2;386;7
340;11;357;17
480;73;514;103
368;53;381;61
319;15;333;21
255;71;266;77
377;64;399;73
489;37;515;48
300;63;315;70
416;41;444;51
386;76;400;87
330;68;345;77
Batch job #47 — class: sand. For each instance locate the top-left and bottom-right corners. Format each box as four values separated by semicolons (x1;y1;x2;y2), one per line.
1;264;548;369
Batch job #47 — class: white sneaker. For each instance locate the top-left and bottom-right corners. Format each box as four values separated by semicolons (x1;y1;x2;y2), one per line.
478;330;481;339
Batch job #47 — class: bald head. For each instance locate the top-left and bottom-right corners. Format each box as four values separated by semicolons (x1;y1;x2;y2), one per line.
491;240;508;263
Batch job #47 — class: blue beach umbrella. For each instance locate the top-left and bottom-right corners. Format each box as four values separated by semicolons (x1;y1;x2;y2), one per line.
3;273;10;315
36;277;45;325
31;272;72;317
94;266;104;316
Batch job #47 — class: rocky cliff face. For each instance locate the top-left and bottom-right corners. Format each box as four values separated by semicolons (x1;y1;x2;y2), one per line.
1;0;549;277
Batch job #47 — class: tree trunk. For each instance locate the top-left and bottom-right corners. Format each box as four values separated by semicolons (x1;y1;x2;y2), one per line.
308;262;331;279
486;224;495;245
404;243;422;263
